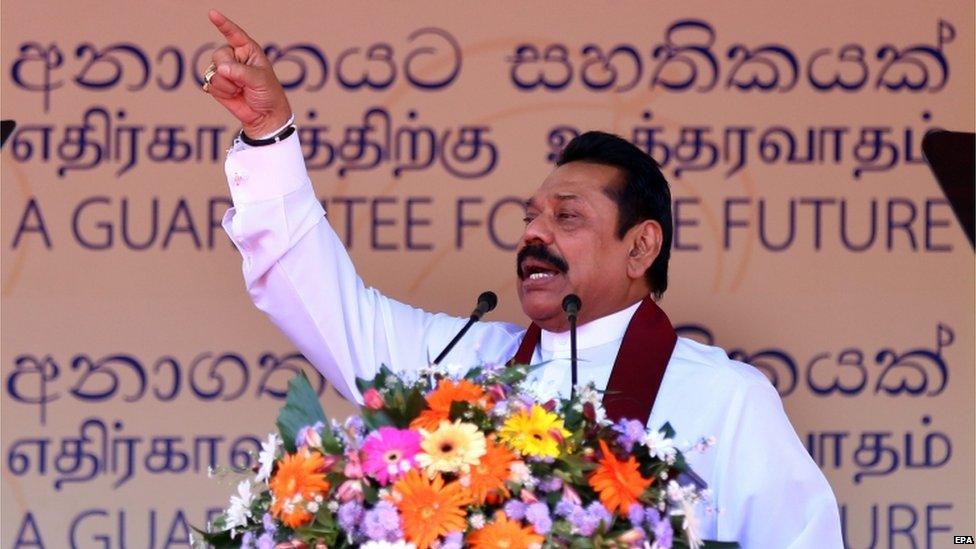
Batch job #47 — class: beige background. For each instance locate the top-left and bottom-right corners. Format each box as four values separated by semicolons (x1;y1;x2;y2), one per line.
2;1;974;547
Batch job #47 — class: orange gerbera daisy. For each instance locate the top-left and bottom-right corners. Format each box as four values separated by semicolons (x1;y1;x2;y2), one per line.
463;439;516;504
411;379;490;431
392;469;472;549
588;439;652;515
468;511;544;549
269;449;331;528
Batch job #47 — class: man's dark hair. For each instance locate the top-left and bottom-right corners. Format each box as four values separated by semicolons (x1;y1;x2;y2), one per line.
556;131;672;299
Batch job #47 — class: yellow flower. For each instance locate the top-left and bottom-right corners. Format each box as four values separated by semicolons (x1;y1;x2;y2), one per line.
416;420;487;475
499;404;570;459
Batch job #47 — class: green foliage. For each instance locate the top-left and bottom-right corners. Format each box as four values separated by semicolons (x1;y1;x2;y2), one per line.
190;527;236;548
276;372;329;453
356;365;427;429
293;504;341;547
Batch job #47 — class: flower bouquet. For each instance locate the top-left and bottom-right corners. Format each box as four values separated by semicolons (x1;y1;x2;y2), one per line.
196;363;739;548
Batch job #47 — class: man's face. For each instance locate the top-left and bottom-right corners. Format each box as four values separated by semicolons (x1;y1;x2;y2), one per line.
516;161;644;332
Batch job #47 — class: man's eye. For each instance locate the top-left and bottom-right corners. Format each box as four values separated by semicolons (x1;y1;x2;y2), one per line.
557;212;577;220
522;216;535;224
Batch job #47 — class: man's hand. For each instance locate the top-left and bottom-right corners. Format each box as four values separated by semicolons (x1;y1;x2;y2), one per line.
206;10;292;139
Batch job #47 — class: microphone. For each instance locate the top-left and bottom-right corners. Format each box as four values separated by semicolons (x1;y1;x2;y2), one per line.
562;294;581;399
471;291;498;321
432;291;498;365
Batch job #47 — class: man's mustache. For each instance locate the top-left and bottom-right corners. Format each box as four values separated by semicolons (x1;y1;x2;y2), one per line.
516;244;569;279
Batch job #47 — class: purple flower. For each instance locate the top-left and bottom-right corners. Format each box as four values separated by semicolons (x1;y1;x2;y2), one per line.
261;513;276;534
568;502;613;536
503;500;527;520
567;506;599;536
648;509;673;549
554;500;579;518
613;419;646;453
440;531;464;549
538;476;563;492
241;532;254;547
628;503;646;526
256;532;275;549
362;501;402;541
337;501;364;534
525;502;552;535
647;508;662;528
343;415;366;447
586;501;612;527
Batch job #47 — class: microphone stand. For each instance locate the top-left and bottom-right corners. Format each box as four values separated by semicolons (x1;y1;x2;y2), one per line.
562;294;581;400
432;291;498;366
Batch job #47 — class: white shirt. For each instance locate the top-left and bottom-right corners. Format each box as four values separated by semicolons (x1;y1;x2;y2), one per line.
221;133;843;548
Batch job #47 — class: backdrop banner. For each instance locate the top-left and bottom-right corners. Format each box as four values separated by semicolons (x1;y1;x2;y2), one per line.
2;1;974;547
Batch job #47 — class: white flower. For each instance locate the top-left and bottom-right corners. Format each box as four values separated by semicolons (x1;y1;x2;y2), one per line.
225;480;254;531
681;499;703;549
643;429;677;461
574;384;608;423
491;401;508;417
255;433;280;483
469;512;486;529
509;461;532;484
360;541;417;549
666;480;684;502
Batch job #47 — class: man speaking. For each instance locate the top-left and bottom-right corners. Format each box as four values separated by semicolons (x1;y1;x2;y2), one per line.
203;10;843;548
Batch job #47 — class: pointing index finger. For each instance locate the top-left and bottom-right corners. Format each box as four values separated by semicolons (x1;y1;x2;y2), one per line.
208;9;254;49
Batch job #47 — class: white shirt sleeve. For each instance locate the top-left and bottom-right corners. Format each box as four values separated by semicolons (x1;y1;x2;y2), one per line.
220;132;524;403
713;381;844;548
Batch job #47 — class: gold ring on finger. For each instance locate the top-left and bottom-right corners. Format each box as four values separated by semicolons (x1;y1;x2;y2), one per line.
202;63;217;93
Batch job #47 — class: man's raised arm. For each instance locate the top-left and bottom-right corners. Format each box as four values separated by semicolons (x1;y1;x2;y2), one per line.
203;11;523;401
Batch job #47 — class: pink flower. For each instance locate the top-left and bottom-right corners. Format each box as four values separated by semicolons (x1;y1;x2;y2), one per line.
487;384;507;403
344;450;364;479
363;388;385;410
562;484;582;505
361;427;421;485
336;479;364;502
521;490;540;504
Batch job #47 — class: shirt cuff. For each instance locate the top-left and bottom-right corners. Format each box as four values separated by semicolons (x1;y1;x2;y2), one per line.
224;129;310;205
254;114;296;140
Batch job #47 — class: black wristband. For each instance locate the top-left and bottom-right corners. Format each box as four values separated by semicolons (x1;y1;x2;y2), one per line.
239;124;296;147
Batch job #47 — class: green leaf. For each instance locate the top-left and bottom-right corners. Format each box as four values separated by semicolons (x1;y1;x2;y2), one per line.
190;526;237;548
448;400;471;421
277;372;328;453
362;481;379;504
362;408;396;430
355;375;374;394
402;386;427;422
659;421;676;439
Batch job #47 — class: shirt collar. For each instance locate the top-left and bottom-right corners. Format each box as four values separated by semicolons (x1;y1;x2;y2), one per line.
540;299;642;354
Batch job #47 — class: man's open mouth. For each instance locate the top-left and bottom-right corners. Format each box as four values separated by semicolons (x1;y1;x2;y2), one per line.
519;258;564;281
516;244;569;282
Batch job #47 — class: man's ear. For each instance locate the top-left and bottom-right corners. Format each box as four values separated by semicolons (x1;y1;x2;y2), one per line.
626;220;663;280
